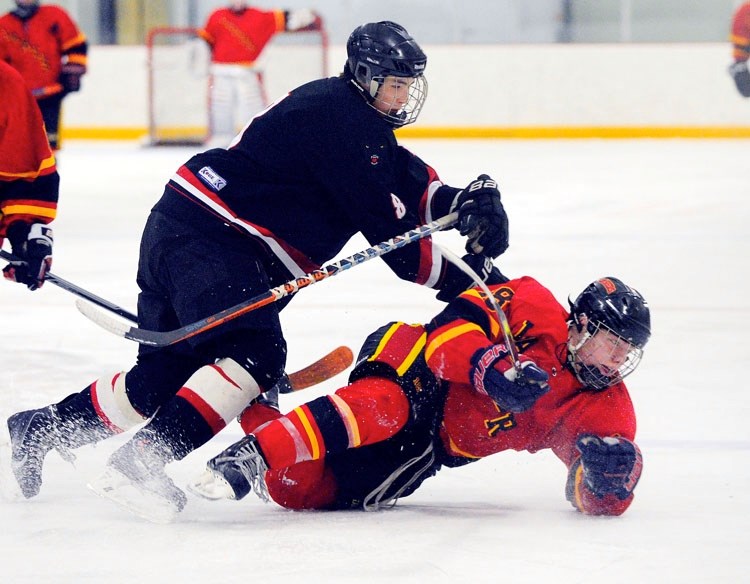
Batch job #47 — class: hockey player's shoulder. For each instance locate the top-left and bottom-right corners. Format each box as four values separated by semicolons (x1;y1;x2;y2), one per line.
288;76;366;122
293;76;351;99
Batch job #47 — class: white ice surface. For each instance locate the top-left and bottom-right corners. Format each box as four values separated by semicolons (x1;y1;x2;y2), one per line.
1;139;748;583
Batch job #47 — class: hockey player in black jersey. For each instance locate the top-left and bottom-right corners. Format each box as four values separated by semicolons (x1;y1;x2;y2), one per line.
5;21;509;521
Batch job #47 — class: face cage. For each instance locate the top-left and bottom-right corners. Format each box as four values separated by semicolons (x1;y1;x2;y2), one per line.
568;321;644;391
367;75;428;127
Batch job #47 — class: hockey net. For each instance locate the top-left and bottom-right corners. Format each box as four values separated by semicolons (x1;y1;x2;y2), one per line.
146;25;329;145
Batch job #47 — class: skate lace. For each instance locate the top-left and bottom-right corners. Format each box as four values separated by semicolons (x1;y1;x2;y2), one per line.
362;442;435;512
232;442;270;503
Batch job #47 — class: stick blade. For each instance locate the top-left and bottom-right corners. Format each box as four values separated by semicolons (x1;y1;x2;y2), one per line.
76;299;133;338
286;346;354;392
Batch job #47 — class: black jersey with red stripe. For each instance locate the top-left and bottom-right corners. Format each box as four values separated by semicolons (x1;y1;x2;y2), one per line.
153;75;466;293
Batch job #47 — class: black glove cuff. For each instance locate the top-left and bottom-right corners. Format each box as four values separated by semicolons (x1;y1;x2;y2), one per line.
6;221;31;251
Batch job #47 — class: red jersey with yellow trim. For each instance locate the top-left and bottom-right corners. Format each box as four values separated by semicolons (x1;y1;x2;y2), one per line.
0;60;58;240
199;7;285;65
425;276;637;515
732;2;750;62
0;5;87;97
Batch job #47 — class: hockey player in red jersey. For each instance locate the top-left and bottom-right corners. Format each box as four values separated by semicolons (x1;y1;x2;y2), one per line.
0;0;88;150
194;274;650;516
199;1;321;143
0;60;58;291
730;1;750;97
5;21;509;522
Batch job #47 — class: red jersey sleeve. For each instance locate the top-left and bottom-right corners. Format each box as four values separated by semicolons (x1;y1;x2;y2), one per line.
426;276;569;459
732;2;750;62
0;62;59;238
54;6;88;71
556;383;639;516
425;276;565;384
201;7;285;64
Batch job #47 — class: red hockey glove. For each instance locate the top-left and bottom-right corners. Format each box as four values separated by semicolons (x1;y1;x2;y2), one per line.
576;434;642;500
469;345;549;412
3;222;53;290
454;175;509;258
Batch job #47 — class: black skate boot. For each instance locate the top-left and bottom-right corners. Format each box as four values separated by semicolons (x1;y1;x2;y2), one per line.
88;430;187;523
189;434;269;502
7;406;73;498
255;383;280;411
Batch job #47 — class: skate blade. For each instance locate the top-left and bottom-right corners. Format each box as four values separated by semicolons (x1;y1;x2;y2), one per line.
88;467;180;524
186;468;237;501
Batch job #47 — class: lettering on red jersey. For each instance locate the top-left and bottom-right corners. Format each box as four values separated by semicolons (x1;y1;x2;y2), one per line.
485;409;516;436
472;284;514;312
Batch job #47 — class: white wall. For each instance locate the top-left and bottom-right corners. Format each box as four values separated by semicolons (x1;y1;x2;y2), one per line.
62;43;750;138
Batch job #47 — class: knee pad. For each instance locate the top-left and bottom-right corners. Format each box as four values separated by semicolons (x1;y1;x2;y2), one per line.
90;372;149;433
333;377;410;445
176;358;261;433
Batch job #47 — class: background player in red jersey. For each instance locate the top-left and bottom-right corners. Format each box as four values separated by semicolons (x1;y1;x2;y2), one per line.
730;1;750;97
194;274;650;517
0;60;58;291
5;21;509;522
0;0;87;150
199;1;321;144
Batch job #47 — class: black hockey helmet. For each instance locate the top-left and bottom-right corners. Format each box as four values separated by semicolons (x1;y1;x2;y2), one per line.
570;277;651;348
567;277;651;390
346;21;428;126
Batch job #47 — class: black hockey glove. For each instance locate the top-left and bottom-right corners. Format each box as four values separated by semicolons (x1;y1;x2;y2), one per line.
454;175;509;258
3;222;53;291
576;434;642;500
469;345;549;412
436;253;508;302
729;61;750;98
60;62;85;93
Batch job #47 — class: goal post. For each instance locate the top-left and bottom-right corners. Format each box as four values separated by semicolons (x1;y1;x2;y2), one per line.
146;24;329;146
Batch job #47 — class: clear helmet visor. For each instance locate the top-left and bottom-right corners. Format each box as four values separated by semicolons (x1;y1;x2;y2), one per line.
368;75;428;127
568;320;644;390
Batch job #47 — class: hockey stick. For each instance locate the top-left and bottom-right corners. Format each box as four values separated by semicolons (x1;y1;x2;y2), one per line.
280;345;354;393
438;246;523;376
76;212;459;347
0;249;138;323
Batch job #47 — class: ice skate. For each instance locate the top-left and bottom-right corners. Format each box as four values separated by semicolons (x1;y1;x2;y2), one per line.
88;435;186;524
254;383;280;412
6;406;73;499
188;434;269;502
